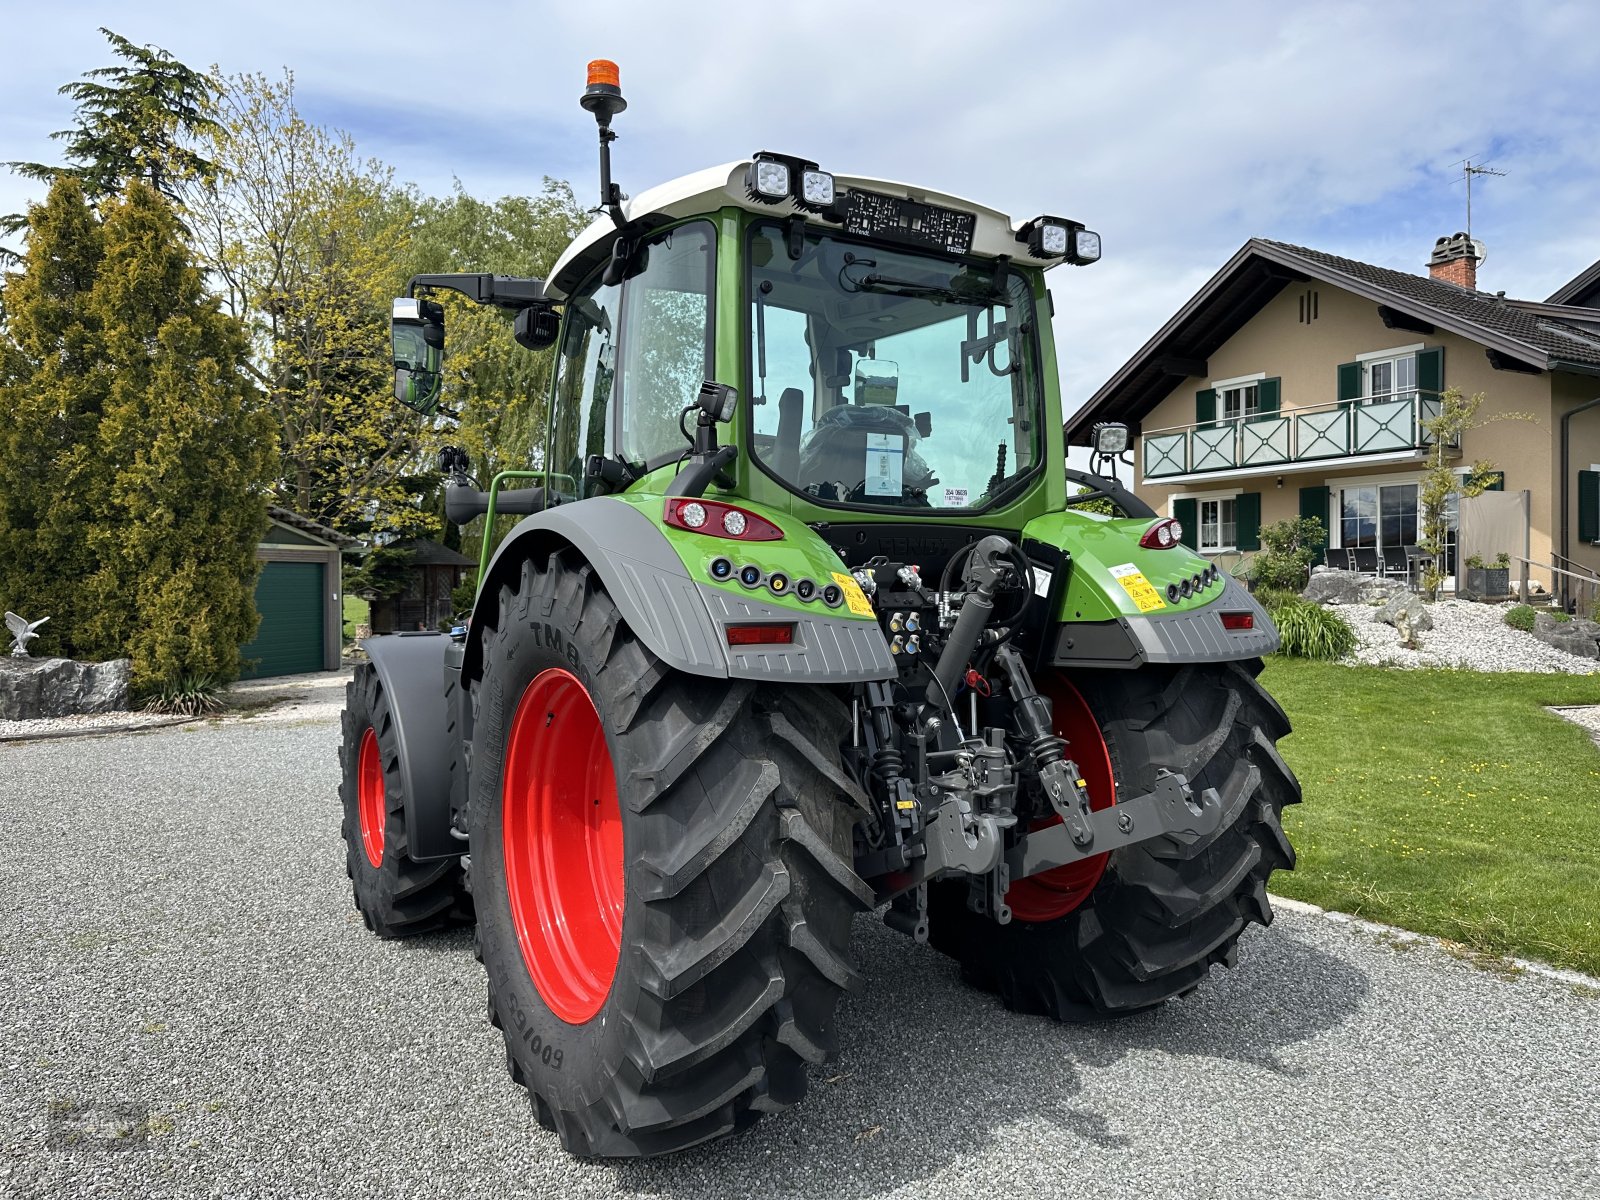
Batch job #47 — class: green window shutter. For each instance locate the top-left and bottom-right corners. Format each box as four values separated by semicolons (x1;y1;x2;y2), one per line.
1299;485;1330;551
1196;388;1216;429
1235;492;1262;551
1483;471;1504;492
1337;361;1362;408
1580;470;1600;543
1416;346;1444;396
1253;377;1281;423
1173;497;1198;549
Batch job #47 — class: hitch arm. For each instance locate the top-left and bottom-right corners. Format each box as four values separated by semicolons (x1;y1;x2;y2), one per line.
1007;770;1223;879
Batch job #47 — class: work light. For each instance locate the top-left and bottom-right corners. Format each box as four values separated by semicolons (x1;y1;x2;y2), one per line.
749;159;791;202
800;169;835;208
1092;422;1130;455
1070;228;1102;265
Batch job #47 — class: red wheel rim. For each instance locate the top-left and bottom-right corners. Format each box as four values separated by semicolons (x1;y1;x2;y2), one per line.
1005;677;1116;923
357;726;386;868
501;668;624;1025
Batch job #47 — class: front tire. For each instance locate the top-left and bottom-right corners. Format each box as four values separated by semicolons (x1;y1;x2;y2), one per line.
930;659;1300;1019
337;665;467;937
468;549;870;1157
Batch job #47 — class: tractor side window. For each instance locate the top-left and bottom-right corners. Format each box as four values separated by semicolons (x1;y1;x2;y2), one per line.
617;221;715;466
547;276;621;500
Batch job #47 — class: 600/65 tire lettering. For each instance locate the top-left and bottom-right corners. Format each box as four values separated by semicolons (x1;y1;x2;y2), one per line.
510;994;564;1070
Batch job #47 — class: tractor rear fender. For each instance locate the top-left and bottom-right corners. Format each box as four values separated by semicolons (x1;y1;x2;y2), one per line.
460;496;894;695
359;631;458;861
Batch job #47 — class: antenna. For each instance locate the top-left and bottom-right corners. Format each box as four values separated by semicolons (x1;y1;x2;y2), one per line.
1453;158;1507;240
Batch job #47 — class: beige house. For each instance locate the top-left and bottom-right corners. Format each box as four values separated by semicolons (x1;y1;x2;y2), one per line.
1067;235;1600;595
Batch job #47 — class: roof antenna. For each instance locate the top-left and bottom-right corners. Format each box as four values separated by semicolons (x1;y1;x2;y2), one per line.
581;60;628;228
1452;157;1507;241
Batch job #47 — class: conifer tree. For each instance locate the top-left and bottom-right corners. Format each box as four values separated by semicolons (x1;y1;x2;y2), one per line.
0;177;114;660
92;182;277;685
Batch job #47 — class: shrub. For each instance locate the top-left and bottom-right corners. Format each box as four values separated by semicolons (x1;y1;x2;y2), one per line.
1503;605;1536;632
1252;517;1327;593
141;673;226;716
1272;599;1357;661
1553;611;1573;624
1254;587;1301;613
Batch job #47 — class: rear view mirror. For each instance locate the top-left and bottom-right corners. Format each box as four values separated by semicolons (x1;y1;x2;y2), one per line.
854;358;900;406
392;297;444;414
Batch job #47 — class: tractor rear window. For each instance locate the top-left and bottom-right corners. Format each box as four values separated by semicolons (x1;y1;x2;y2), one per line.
747;223;1042;511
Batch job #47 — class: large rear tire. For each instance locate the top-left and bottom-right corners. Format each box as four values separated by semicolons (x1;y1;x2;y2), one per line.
337;665;468;938
468;548;870;1157
929;659;1299;1020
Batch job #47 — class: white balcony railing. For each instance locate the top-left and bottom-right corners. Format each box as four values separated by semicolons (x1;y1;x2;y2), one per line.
1142;391;1456;480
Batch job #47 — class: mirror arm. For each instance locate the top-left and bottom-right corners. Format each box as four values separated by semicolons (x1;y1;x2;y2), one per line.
406;273;548;311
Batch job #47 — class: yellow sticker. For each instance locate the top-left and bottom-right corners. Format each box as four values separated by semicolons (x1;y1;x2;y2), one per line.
1108;562;1167;612
831;572;875;617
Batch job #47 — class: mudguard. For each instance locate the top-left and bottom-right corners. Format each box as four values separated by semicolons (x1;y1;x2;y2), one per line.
359;631;458;862
460;495;895;690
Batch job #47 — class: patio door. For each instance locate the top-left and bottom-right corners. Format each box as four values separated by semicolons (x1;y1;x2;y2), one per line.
1338;482;1418;559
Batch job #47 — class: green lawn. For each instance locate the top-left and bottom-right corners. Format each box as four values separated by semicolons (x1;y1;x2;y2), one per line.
342;593;369;641
1261;659;1600;975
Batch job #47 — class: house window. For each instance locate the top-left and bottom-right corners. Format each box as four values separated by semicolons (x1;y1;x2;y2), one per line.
1199;498;1237;551
1220;384;1259;422
1366;354;1418;404
1339;483;1418;550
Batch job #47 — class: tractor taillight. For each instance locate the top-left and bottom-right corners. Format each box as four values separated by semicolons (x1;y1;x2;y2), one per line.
1139;519;1183;549
1220;611;1254;631
725;623;795;646
664;499;783;541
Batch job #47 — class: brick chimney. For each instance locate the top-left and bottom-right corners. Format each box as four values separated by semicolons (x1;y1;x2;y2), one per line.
1428;232;1481;290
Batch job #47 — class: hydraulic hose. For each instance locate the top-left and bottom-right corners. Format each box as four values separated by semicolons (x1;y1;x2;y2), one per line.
925;535;1012;712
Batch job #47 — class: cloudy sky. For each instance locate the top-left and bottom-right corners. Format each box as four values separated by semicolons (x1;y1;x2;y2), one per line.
4;1;1597;420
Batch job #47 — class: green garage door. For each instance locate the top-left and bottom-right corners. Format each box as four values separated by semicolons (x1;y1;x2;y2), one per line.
241;560;325;678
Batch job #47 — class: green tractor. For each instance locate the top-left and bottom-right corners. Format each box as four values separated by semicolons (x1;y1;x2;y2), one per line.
339;61;1299;1158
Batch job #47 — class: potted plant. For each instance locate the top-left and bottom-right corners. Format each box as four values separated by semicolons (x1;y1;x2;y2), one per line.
1463;553;1511;601
1484;552;1512;601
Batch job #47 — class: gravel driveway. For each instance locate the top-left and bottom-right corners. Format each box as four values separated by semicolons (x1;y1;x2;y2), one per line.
4;714;1599;1199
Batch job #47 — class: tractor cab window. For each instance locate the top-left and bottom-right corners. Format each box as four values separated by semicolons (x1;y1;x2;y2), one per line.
747;223;1042;511
547;221;715;498
548;278;620;500
617;221;715;465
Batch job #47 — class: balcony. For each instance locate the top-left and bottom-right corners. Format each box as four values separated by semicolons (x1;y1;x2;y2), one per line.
1141;391;1458;481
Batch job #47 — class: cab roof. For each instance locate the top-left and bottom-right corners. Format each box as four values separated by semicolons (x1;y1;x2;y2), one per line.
545;158;1061;300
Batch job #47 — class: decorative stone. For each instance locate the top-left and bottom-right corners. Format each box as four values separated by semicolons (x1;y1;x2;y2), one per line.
1374;592;1435;634
0;656;131;720
1532;613;1600;661
1302;569;1404;606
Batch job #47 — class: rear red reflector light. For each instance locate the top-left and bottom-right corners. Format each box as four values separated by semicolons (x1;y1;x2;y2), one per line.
725;623;795;646
1220;611;1254;631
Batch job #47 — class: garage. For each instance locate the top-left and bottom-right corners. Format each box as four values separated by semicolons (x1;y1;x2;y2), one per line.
240;507;359;679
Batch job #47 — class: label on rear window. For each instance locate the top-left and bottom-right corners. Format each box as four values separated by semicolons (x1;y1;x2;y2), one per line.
1109;562;1166;612
864;434;903;497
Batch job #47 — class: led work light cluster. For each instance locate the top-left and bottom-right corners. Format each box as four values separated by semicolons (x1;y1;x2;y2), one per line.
708;556;843;609
746;152;836;211
1016;215;1102;265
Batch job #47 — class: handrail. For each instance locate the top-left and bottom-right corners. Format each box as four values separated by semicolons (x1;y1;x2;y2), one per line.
1512;554;1599;612
478;469;547;578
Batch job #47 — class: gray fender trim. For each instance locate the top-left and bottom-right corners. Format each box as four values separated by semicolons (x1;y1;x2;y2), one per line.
462;496;895;687
1051;576;1279;668
360;632;457;862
